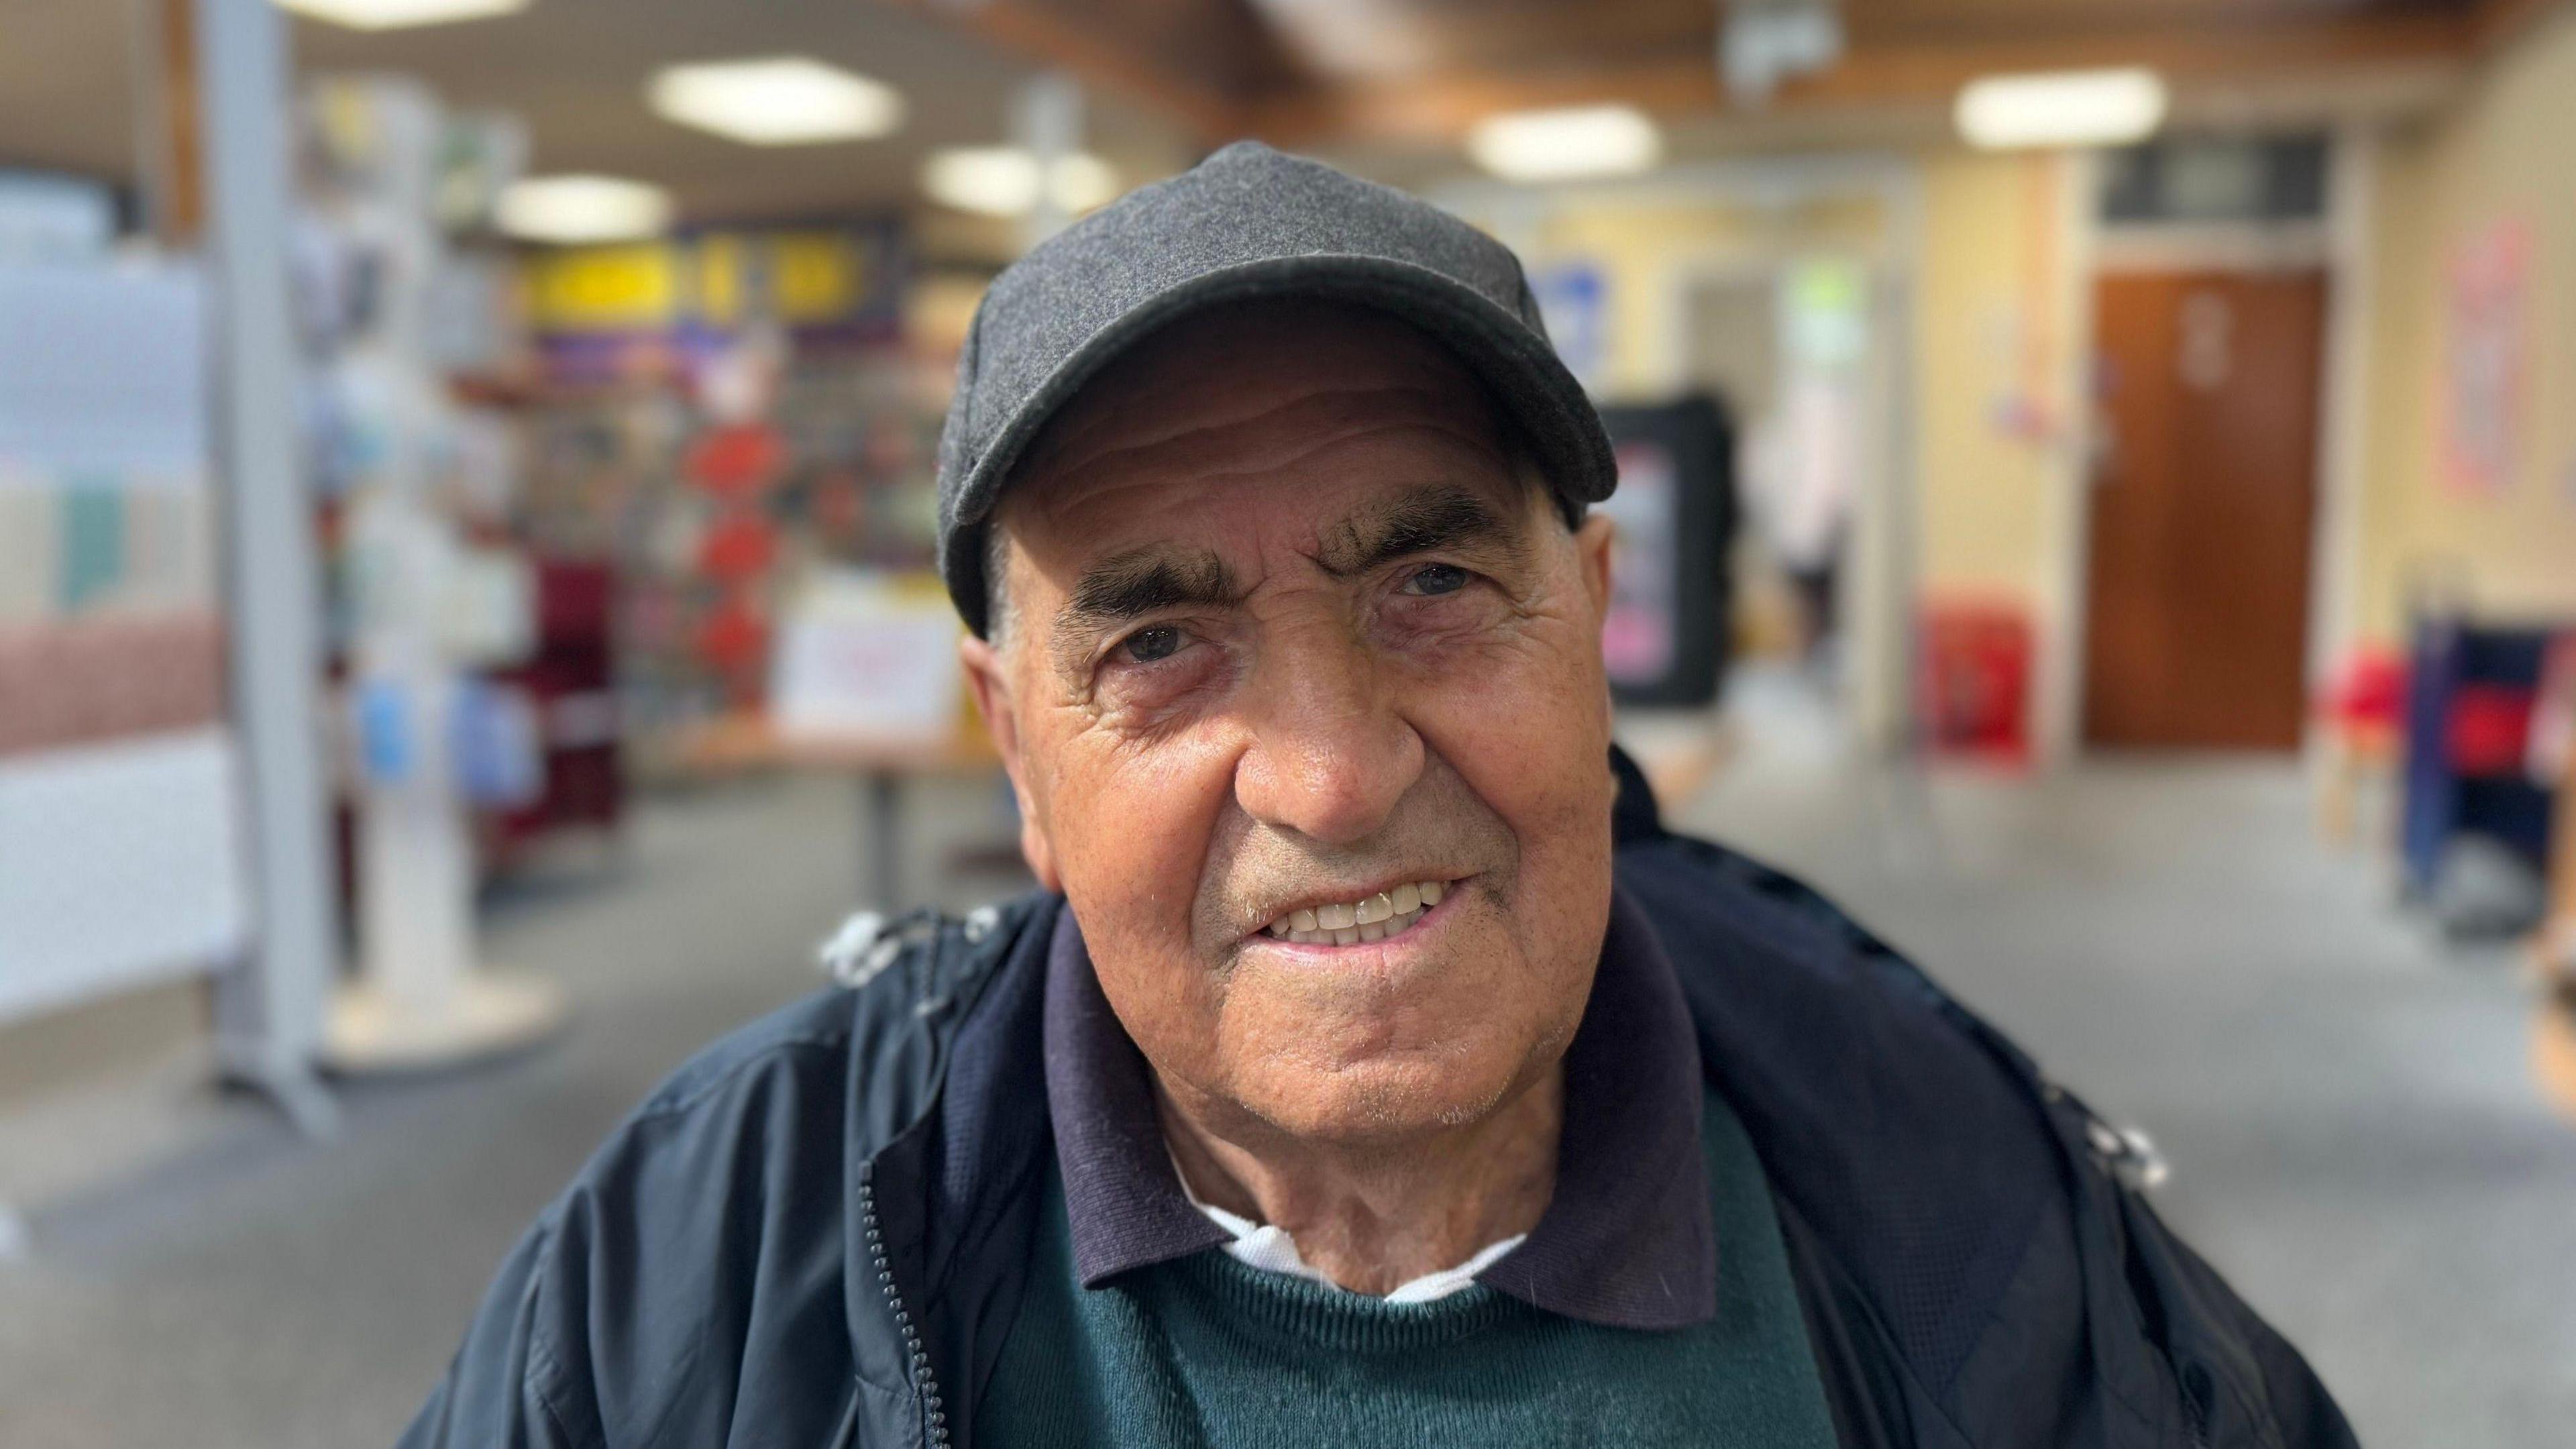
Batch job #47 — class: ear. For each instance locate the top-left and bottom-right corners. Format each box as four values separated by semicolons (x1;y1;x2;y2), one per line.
1572;512;1617;626
959;631;1061;892
1569;512;1621;745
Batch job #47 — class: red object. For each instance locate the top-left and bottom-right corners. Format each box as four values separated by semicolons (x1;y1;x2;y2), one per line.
683;423;786;500
484;557;627;874
695;600;769;704
2445;684;2534;777
697;513;779;582
2319;649;2409;732
531;559;614;642
1920;603;2031;763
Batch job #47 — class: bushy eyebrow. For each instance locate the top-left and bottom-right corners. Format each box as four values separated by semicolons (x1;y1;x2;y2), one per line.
1051;547;1241;675
1316;485;1529;578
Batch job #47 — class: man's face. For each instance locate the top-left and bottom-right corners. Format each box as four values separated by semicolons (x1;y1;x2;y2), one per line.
962;301;1619;1148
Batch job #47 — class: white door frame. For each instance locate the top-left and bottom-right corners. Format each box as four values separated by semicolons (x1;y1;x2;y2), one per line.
2038;133;2373;765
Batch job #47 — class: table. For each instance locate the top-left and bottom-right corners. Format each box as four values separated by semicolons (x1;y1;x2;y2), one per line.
673;712;1003;910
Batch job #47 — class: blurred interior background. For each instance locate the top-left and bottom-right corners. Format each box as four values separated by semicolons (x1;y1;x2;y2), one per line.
3;0;2576;1443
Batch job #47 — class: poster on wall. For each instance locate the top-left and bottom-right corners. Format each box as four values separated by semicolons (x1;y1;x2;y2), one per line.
1530;261;1609;393
2438;217;2532;499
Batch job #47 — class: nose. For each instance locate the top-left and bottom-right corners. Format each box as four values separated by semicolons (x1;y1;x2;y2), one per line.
1232;630;1423;847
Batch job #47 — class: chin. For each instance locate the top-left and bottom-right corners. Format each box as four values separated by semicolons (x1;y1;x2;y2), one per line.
1236;1041;1546;1146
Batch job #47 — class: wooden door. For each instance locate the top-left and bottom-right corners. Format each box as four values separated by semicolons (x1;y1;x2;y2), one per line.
2082;269;2324;750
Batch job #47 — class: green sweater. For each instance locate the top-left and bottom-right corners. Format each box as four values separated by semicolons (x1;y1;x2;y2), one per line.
979;1087;1839;1448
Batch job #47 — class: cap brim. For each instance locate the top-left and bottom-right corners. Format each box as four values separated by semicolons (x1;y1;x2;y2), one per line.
945;253;1615;637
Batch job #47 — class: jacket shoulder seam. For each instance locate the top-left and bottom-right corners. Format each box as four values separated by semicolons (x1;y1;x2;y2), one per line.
629;1030;853;1125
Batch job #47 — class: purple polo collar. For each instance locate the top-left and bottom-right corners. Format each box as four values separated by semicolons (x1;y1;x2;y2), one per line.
1039;885;1718;1330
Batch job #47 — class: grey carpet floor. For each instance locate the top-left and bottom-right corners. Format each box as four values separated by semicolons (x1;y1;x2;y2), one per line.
2;684;2569;1446
1664;670;2576;1448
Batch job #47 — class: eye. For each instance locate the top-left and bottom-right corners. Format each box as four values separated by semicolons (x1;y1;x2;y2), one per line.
1401;563;1470;597
1120;623;1185;663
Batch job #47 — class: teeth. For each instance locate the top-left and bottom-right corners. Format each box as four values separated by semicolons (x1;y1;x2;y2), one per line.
1260;881;1452;946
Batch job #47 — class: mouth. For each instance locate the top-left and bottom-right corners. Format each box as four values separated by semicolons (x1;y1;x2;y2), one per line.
1254;878;1455;947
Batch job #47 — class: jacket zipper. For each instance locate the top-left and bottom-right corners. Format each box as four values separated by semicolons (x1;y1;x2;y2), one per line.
857;1167;950;1448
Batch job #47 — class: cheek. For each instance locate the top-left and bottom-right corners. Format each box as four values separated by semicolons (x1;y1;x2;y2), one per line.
1036;726;1231;902
1406;620;1617;955
1026;715;1239;1009
1410;615;1613;827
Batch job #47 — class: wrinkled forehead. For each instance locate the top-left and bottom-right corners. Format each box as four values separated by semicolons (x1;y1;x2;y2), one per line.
999;297;1521;557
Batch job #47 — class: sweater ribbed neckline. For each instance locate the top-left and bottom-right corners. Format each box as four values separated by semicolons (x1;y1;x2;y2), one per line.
1168;1248;1526;1354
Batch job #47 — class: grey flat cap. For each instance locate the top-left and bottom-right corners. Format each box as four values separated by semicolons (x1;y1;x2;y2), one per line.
934;140;1615;637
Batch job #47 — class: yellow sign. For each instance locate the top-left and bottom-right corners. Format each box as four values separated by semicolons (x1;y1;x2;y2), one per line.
526;245;682;331
527;229;888;335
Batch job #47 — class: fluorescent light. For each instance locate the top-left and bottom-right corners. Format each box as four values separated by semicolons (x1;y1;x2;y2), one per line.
494;175;672;245
1466;105;1662;183
1955;68;2167;151
274;0;525;30
921;148;1119;218
648;57;905;146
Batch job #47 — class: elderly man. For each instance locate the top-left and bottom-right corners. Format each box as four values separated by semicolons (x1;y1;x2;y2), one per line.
406;144;2352;1448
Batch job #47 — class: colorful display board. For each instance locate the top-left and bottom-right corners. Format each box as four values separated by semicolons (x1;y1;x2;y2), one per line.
0;263;248;1023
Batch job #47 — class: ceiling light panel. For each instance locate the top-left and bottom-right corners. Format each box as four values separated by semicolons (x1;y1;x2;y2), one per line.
1955;68;2169;151
921;148;1118;218
274;0;527;30
649;57;905;146
1466;105;1662;184
494;175;672;245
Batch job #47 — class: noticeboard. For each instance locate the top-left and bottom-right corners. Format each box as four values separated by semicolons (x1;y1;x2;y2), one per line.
0;264;248;1022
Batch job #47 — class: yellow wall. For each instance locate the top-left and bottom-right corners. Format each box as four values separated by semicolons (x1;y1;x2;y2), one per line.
2353;7;2576;650
1912;149;2080;609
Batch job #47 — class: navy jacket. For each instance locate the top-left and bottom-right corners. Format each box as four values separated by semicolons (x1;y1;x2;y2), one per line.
402;752;2356;1448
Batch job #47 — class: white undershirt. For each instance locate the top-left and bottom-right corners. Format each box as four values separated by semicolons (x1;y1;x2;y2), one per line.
1167;1146;1526;1304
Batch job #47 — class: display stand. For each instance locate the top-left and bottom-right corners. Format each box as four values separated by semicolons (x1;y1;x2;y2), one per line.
307;78;564;1073
2399;614;2563;894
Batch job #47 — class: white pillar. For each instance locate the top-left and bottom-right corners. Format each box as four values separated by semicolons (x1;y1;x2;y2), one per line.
195;0;338;1136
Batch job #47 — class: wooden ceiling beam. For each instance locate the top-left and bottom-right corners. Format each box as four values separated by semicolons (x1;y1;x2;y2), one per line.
1251;5;2483;146
889;0;2555;152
